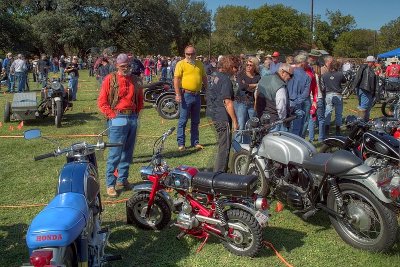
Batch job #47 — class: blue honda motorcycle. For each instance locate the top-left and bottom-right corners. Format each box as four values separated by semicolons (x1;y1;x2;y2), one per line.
22;118;126;267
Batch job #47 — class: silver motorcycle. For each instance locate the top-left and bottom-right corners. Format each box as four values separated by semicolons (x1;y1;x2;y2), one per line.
231;116;400;252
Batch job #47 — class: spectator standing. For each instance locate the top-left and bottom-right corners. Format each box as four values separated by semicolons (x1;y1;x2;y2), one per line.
32;55;39;83
59;55;67;82
255;63;294;132
322;60;346;136
234;56;261;143
321;56;333;75
96;58;111;89
10;54;28;93
385;59;400;82
37;54;50;88
206;55;240;172
160;56;168;81
353;56;378;121
143;55;152;84
174;45;208;151
97;53;144;197
269;51;282;74
260;55;273;76
52;57;59;73
2;52;14;92
65;56;79;101
87;55;94;77
286;54;311;137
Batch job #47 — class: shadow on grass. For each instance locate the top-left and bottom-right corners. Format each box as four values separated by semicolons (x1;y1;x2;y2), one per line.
0;223;29;266
132;142;215;164
260;226;306;256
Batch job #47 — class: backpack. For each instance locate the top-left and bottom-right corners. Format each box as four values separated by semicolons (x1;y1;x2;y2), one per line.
108;72;140;110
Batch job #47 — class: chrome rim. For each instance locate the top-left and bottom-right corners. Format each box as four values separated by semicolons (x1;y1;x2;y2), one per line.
133;200;164;227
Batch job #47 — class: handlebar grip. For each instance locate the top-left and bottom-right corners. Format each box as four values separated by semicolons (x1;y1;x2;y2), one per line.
34;152;55;161
105;142;123;148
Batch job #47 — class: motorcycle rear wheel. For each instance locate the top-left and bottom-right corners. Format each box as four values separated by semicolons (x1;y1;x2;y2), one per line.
62;245;77;267
126;193;171;230
230;150;268;197
221;209;263;257
327;182;398;252
381;96;399;117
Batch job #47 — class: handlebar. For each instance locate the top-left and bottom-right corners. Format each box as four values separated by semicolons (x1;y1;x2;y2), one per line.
163;127;175;137
34;152;56;161
236;115;298;134
105;142;123;148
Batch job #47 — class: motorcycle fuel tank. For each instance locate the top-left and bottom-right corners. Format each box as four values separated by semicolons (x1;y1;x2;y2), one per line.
258;131;317;164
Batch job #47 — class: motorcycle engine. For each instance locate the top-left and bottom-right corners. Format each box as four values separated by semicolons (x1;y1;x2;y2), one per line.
176;200;199;230
364;156;387;167
270;164;313;210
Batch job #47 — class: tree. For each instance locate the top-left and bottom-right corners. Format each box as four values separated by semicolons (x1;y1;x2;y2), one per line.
212;5;254;54
251;4;310;53
333;29;375;58
326;10;356;40
169;0;211;55
378;17;400;53
313;16;334;52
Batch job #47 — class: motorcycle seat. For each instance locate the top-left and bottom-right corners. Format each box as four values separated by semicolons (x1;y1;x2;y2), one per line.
26;192;89;249
142;81;168;89
303;150;363;175
192;172;258;197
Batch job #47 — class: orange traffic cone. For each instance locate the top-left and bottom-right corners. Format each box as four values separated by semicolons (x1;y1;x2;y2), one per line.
275;201;284;212
17;121;24;130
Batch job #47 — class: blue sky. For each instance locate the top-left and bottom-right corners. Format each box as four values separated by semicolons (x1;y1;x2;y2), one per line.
204;0;400;30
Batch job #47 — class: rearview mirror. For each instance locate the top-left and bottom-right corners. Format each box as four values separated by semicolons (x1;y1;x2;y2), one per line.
24;129;41;140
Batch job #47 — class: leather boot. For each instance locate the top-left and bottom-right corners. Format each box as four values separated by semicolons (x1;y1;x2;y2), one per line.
335;126;341;136
324;125;330;137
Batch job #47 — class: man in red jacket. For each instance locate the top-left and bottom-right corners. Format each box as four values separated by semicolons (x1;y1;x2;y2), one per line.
98;53;144;197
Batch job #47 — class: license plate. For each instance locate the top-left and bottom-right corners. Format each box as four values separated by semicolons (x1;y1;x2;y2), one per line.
255;210;269;227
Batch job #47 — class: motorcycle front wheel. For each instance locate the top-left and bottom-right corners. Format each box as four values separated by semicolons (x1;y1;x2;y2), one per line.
327;182;398;252
221;209;263;257
126;193;171;230
55;100;63;128
230;150;268;197
381;96;399;117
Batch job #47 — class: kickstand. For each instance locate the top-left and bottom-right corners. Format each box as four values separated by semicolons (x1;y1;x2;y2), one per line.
196;233;209;253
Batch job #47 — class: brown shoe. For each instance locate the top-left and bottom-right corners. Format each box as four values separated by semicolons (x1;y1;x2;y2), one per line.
116;180;132;191
107;187;117;197
178;146;186;151
194;144;204;150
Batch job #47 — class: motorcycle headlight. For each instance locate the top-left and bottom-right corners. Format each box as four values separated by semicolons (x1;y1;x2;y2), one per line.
51;81;62;91
245;117;260;130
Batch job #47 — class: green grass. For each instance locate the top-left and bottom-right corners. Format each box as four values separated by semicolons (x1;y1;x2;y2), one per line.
0;72;399;267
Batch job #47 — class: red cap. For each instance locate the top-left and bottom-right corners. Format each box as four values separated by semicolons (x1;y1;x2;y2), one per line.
272;51;280;57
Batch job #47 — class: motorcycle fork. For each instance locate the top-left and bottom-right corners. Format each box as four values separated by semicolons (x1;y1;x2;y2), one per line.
146;175;162;217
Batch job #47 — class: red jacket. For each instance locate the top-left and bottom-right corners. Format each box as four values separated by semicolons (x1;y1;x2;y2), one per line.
305;67;317;103
98;73;144;119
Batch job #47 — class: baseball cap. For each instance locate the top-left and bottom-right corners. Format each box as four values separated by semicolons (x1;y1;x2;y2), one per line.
116;53;129;64
272;51;280;57
309;49;322;57
366;56;375;62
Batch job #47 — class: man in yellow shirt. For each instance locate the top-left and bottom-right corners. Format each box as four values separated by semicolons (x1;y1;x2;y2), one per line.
174;45;208;151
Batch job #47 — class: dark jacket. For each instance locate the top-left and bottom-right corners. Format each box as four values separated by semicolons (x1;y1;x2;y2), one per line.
352;64;377;95
256;73;286;121
321;71;346;94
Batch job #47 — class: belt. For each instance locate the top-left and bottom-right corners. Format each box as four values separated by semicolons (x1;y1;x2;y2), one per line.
182;89;200;95
118;109;134;115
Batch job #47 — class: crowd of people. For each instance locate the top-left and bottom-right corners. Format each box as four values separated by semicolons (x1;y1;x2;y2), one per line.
1;47;398;197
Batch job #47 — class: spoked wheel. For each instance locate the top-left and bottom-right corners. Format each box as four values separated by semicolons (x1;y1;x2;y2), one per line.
55;100;63;128
126;193;171;230
327;183;398;252
230;150;268;197
222;209;263;257
157;95;179;119
342;85;353;99
381;96;399;118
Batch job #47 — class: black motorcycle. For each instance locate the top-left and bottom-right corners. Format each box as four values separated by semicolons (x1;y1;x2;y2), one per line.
381;92;400;118
320;116;400;168
38;78;72;127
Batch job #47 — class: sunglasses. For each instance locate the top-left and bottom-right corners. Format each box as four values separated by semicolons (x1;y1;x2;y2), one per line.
246;63;254;67
283;70;293;78
185;53;195;56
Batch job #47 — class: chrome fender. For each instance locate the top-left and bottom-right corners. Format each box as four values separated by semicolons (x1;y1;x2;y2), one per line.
222;201;257;217
131;181;175;212
54;96;62;102
338;164;393;204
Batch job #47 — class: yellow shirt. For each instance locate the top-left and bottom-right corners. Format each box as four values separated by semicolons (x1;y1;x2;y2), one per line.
174;59;205;92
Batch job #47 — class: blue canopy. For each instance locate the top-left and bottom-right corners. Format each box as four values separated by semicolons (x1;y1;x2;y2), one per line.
377;48;400;58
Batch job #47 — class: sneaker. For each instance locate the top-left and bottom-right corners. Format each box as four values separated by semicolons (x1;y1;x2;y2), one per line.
194;144;204;150
116;180;131;191
107;187;117;197
178;146;186;151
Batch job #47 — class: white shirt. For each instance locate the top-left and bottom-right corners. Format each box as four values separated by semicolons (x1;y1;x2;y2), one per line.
275;87;287;119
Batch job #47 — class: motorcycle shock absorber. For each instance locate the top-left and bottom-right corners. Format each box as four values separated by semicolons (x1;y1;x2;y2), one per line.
327;177;344;212
215;200;229;234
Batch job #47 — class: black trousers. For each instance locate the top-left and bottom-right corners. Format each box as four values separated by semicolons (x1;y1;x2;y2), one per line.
213;120;232;172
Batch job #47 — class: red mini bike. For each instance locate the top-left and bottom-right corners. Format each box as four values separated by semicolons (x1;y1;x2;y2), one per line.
126;127;269;257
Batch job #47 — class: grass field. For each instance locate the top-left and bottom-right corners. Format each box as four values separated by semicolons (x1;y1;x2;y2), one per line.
0;71;399;267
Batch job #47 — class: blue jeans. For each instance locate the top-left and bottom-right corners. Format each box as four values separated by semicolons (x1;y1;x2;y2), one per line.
7;73;15;92
60;67;65;81
325;93;343;127
39;72;48;88
357;88;373;120
290;98;310;137
234;101;256;143
15;72;26;92
161;67;167;80
308;98;325;141
270;123;288;133
106;114;138;187
177;92;201;147
69;76;78;100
